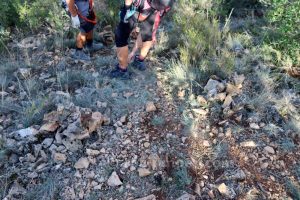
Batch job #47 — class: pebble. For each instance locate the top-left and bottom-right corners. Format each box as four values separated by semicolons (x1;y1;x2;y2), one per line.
264;146;275;154
146;102;157;112
53;153;67;163
116;127;124;134
138;168;151;177
144;142;150;148
107;171;123;187
74;157;90;169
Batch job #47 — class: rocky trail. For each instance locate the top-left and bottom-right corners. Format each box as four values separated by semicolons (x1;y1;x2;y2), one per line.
1;27;300;200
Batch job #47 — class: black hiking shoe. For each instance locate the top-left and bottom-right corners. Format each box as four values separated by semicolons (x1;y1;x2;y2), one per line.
132;55;146;71
86;42;104;53
109;65;131;80
72;50;91;61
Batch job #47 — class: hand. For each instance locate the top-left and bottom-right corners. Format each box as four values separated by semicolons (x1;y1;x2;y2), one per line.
71;15;80;28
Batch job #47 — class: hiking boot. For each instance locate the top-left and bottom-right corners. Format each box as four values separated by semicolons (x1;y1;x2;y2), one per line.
132;55;146;71
86;42;104;53
109;65;130;80
72;50;91;61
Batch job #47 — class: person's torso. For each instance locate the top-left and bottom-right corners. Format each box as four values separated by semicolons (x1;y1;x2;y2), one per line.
75;0;90;17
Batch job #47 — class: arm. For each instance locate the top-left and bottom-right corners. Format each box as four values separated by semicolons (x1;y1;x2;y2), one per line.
66;0;77;17
125;0;133;6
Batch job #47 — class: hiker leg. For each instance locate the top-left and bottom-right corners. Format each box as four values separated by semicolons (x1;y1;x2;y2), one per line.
138;12;156;60
76;32;87;49
115;9;136;69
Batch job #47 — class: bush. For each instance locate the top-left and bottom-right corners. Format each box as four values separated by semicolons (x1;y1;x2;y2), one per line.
1;0;65;31
262;0;300;67
166;0;235;88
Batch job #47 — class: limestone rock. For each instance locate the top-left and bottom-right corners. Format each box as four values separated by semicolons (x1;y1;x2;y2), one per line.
116;127;124;134
222;95;233;108
226;83;241;96
138;168;151;177
53;153;67;163
197;95;207;105
176;193;196;200
146;102;157;112
74;157;90;169
15;127;38;138
264;146;275;154
204;79;220;96
42;138;54;148
217;183;236;199
86;149;100;156
88;112;103;133
240;140;257;147
135;194;156;200
107;171;123;186
40;122;59;132
250;123;260;130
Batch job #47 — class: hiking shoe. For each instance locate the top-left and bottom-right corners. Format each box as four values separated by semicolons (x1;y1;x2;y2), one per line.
109;65;130;80
132;55;146;71
72;50;91;61
86;42;104;53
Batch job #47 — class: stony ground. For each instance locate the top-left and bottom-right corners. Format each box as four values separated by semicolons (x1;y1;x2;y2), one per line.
0;27;300;200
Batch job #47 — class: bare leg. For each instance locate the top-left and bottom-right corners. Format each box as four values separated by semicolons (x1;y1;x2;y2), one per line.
140;40;153;59
76;32;87;48
117;46;129;70
86;30;93;40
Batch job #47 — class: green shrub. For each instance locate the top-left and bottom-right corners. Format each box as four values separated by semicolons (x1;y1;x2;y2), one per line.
262;0;300;67
96;0;121;28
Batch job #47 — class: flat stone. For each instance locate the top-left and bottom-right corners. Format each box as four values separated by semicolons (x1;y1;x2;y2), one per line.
134;194;156;200
176;193;196;200
218;183;236;199
250;123;260;130
42;138;54;148
226;83;241;96
203;140;210;147
240;140;257;147
15;127;38;138
138;168;151;177
116;127;124;134
204;79;220;94
74;157;90;169
146;102;157;112
107;171;123;186
144;142;150;148
53;153;67;163
264;146;275;154
40;122;59;132
86;149;100;156
222;95;233;108
87;112;103;133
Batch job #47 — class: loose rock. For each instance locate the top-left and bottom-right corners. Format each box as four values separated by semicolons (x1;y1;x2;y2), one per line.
107;171;123;186
138;168;151;177
146;102;157;112
74;157;90;169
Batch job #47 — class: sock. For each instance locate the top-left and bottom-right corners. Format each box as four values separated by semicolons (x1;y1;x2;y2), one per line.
86;39;93;47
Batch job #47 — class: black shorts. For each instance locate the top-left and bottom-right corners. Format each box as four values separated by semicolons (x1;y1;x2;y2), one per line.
115;7;156;47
